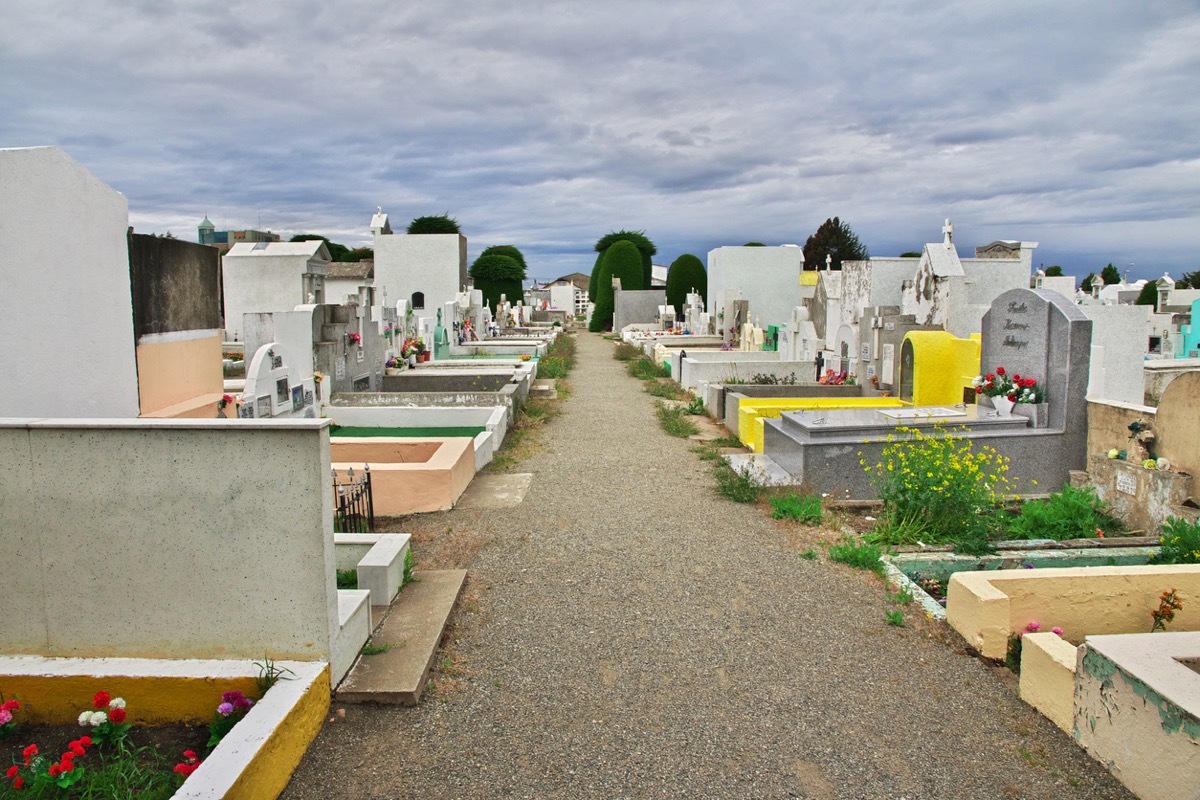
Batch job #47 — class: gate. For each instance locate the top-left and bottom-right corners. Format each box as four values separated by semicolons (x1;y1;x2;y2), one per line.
332;465;374;533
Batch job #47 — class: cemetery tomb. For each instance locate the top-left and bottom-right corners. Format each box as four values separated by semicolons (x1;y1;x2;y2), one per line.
756;289;1091;498
331;437;475;515
896;330;980;406
715;383;861;428
736;396;906;453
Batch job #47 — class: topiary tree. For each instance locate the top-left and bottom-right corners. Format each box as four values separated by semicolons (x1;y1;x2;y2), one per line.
899;251;922;258
665;253;706;316
1136;281;1159;307
1044;265;1064;277
469;254;523;313
590;240;643;332
743;242;766;247
479;245;527;277
802;217;869;270
587;251;604;302
595;229;656;288
407;214;461;234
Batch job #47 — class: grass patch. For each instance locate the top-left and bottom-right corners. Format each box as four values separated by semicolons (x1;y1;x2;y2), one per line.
644;379;690;400
613;342;640;361
656;401;700;438
714;459;763;503
828;537;886;575
361;641;393;656
627;357;669;380
887;588;914;605
488;393;563;470
769;493;823;524
884;609;906;627
537;333;577;380
684;396;705;415
336;569;357;589
799;548;819;560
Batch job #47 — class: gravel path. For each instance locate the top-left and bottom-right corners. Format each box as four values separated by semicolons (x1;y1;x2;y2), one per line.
282;331;1133;800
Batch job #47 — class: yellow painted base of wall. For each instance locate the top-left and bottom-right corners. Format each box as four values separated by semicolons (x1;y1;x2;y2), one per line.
901;331;980;406
738;396;904;452
0;657;330;800
1018;632;1078;733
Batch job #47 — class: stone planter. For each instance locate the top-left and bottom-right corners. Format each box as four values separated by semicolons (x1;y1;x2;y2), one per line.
1013;401;1049;428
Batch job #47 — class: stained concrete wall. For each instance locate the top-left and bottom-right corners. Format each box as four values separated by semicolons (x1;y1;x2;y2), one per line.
0;146;140;418
1157;372;1200;477
128;233;222;336
1085;399;1154;463
0;419;339;663
613;288;667;331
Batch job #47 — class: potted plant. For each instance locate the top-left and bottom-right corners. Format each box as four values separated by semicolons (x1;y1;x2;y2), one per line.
415;338;429;362
384;356;402;375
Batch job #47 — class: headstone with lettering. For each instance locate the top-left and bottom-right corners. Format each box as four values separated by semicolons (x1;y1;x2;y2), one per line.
980;288;1092;432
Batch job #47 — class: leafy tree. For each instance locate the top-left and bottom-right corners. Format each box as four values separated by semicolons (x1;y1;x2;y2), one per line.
1081;272;1097;293
587;251;604;302
1100;263;1121;285
407;214;461;234
479;245;527;278
595;229;657;288
743;242;766;247
1044;265;1064;277
802;217;869;270
291;234;349;262
469;254;523;312
665;254;707;316
590;240;643;332
899;251;922;258
1177;271;1200;289
1135;281;1159;306
345;247;374;262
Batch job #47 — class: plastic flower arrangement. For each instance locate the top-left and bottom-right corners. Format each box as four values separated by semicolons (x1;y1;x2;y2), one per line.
207;690;255;749
347;332;362;346
971;366;1041;403
401;338;420;358
77;690;131;745
385;356;401;369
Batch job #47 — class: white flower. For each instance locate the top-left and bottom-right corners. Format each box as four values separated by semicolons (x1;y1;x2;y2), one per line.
89;710;108;726
78;710;92;726
108;697;126;710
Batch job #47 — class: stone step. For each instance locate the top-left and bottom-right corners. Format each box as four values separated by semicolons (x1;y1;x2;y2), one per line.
334;569;467;705
529;378;557;399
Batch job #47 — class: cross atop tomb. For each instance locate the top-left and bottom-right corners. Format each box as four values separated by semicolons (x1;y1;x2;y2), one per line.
942;218;954;248
825;254;832;271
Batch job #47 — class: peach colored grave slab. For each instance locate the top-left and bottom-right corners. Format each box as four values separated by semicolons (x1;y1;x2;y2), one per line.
331;437;475;515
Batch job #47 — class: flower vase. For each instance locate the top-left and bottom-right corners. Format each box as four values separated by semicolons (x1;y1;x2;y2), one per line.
992;396;1015;416
385;367;401;376
408;355;417;367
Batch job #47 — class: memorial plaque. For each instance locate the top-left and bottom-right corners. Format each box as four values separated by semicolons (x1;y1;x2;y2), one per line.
1116;471;1137;495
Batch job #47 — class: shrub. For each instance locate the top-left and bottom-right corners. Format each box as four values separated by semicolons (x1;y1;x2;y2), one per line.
1006;485;1123;541
656;402;699;438
587;251;604;303
665;253;706;316
627;357;668;380
770;493;823;524
714;460;763;503
478;245;527;276
613;342;640;361
539;356;569;379
407;214;461;234
595;229;656;289
1157;517;1200;564
470;253;524;312
645;380;688;400
684;396;705;415
827;537;885;575
605;239;644;291
862;425;1010;549
589;255;615;332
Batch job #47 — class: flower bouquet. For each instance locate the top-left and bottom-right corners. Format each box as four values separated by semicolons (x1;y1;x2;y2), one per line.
972;366;1041;403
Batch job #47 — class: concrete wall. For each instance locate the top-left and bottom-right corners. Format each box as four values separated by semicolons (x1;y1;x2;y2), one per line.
707;246;802;330
128;233;222;337
0;418;339;663
1;146;140;418
1156;371;1200;477
679;359;811;393
1144;358;1200;406
613;288;666;331
222;248;324;341
1078;303;1151;405
946;564;1200;660
1085;398;1154;462
372;233;467;326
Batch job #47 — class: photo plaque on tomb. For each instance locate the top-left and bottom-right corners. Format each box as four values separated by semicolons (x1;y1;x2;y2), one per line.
256;396;271;417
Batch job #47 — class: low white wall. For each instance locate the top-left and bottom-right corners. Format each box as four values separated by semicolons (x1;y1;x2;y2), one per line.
679;358;809;392
0;418;339;664
327;405;508;447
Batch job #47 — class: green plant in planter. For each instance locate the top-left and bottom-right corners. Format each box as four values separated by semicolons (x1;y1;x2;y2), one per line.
1006;484;1123;540
1156;517;1200;564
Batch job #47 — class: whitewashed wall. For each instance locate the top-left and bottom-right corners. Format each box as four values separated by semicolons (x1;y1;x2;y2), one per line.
373;233;468;330
0;147;140;417
707;246;802;330
0;419;339;663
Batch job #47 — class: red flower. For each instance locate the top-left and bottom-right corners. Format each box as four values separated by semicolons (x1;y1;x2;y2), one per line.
985;373;995;381
48;764;61;778
61;751;74;762
12;777;22;789
93;691;111;709
183;750;197;761
79;736;92;747
996;366;1006;376
5;766;17;778
974;386;983;394
22;744;37;763
59;760;74;773
109;707;126;724
1;700;18;712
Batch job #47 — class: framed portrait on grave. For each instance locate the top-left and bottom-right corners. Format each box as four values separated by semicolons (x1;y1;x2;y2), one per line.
256;395;272;417
291;385;304;411
303;390;314;407
238;403;255;419
276;377;289;403
271;354;283;370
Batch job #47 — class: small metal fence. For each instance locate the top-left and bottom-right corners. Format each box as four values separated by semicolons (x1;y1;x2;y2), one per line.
332;465;374;533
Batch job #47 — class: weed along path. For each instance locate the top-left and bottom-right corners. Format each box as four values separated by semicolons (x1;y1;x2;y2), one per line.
282;332;1133;800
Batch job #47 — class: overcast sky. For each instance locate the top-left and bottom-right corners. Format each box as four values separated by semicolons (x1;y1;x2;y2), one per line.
4;1;1199;283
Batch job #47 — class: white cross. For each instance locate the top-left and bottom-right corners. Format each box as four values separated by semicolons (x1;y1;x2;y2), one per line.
943;218;953;247
825;254;832;271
